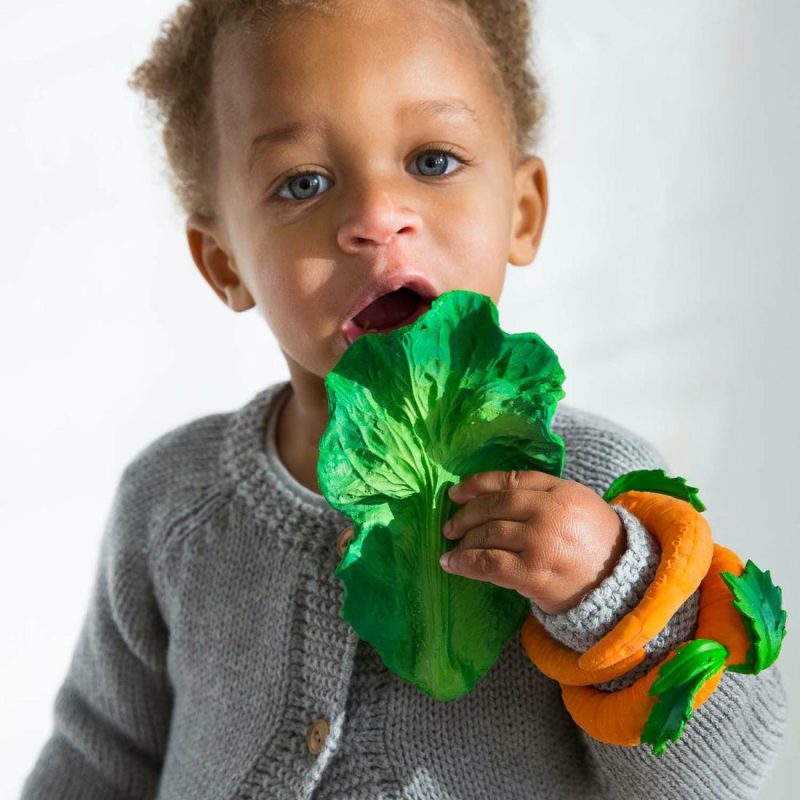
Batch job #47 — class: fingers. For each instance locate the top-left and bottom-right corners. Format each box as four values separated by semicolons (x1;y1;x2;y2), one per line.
448;519;530;553
439;544;529;593
448;469;558;503
438;470;563;597
443;485;548;541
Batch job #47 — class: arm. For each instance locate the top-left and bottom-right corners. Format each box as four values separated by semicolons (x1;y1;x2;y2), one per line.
529;428;788;799
529;503;701;692
20;465;173;800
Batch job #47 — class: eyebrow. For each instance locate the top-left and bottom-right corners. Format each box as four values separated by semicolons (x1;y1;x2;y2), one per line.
247;96;481;175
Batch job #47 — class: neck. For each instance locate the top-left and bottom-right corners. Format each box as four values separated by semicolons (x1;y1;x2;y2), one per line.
274;353;330;496
283;355;329;447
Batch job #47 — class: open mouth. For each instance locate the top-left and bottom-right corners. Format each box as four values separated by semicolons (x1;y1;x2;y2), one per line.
344;286;433;344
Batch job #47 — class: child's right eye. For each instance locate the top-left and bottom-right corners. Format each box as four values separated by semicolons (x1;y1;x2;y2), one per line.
273;170;333;203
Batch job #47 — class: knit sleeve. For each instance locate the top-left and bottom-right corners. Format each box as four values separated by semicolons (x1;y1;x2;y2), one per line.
582;666;787;799
530;409;701;688
529;412;789;797
529;503;700;692
20;462;173;799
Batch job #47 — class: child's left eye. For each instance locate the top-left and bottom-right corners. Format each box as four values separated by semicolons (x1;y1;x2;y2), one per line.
270;147;470;205
410;147;467;178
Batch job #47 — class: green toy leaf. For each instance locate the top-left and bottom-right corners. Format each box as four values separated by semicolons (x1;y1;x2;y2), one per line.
602;468;706;511
641;639;728;756
721;559;787;674
318;289;566;700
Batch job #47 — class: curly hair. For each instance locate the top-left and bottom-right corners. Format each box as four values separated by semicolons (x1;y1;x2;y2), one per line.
128;0;546;219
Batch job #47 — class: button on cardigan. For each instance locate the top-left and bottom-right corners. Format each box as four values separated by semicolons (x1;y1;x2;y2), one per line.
21;380;787;799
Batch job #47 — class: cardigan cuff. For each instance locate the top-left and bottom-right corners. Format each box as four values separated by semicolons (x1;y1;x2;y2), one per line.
529;503;700;691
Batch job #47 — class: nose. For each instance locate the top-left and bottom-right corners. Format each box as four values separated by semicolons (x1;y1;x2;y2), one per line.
337;186;421;253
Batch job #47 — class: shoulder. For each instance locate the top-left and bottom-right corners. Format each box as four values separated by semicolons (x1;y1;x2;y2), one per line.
106;407;237;565
122;408;232;495
551;401;670;495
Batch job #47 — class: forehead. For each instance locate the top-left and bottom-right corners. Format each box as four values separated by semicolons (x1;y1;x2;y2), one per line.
210;0;506;150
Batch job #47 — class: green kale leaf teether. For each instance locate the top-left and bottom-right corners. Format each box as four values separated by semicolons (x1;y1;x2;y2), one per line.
317;289;566;700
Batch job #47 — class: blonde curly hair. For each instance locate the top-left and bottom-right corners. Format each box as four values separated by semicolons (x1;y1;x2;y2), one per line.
128;0;546;219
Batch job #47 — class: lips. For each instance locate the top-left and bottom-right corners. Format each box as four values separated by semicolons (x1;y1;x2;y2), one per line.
344;295;433;344
343;273;440;345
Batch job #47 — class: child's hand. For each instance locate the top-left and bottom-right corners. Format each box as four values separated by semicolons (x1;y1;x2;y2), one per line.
440;470;627;615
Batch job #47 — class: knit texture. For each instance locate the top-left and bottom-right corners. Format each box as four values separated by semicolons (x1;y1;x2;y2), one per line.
21;380;788;799
529;504;702;693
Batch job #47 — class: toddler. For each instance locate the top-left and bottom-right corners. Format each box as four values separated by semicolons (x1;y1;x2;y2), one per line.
21;1;787;798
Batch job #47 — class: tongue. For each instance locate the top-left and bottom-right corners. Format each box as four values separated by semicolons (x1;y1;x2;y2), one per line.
352;287;421;330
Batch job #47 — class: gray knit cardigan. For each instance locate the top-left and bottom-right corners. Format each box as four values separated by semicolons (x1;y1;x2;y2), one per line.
21;380;787;799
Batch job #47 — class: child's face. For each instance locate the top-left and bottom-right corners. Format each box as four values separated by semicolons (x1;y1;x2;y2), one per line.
188;0;546;382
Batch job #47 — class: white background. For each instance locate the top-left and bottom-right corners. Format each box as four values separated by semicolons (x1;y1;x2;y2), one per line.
2;0;797;796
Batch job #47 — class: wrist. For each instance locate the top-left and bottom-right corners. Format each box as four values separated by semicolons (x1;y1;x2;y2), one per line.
529;504;661;645
536;506;627;615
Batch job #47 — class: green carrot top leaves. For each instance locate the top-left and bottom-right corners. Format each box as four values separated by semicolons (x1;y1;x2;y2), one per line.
721;560;788;674
317;289;566;700
640;639;728;756
603;468;706;511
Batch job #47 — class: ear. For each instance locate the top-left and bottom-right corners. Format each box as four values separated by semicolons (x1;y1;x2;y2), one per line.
507;155;548;267
185;213;255;311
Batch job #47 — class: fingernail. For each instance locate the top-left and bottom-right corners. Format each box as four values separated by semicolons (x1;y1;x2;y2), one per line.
448;485;460;499
439;553;451;569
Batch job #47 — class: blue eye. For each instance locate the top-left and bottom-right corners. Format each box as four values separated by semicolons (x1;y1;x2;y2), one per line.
274;172;333;203
271;147;469;204
412;149;462;177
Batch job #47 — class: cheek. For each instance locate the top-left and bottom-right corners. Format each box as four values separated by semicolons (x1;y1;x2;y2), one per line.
436;196;510;296
246;250;335;331
234;249;293;331
250;273;305;327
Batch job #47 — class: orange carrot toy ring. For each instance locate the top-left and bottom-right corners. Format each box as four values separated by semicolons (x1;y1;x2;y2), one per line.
521;470;787;755
521;489;714;684
555;543;749;746
580;490;714;671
